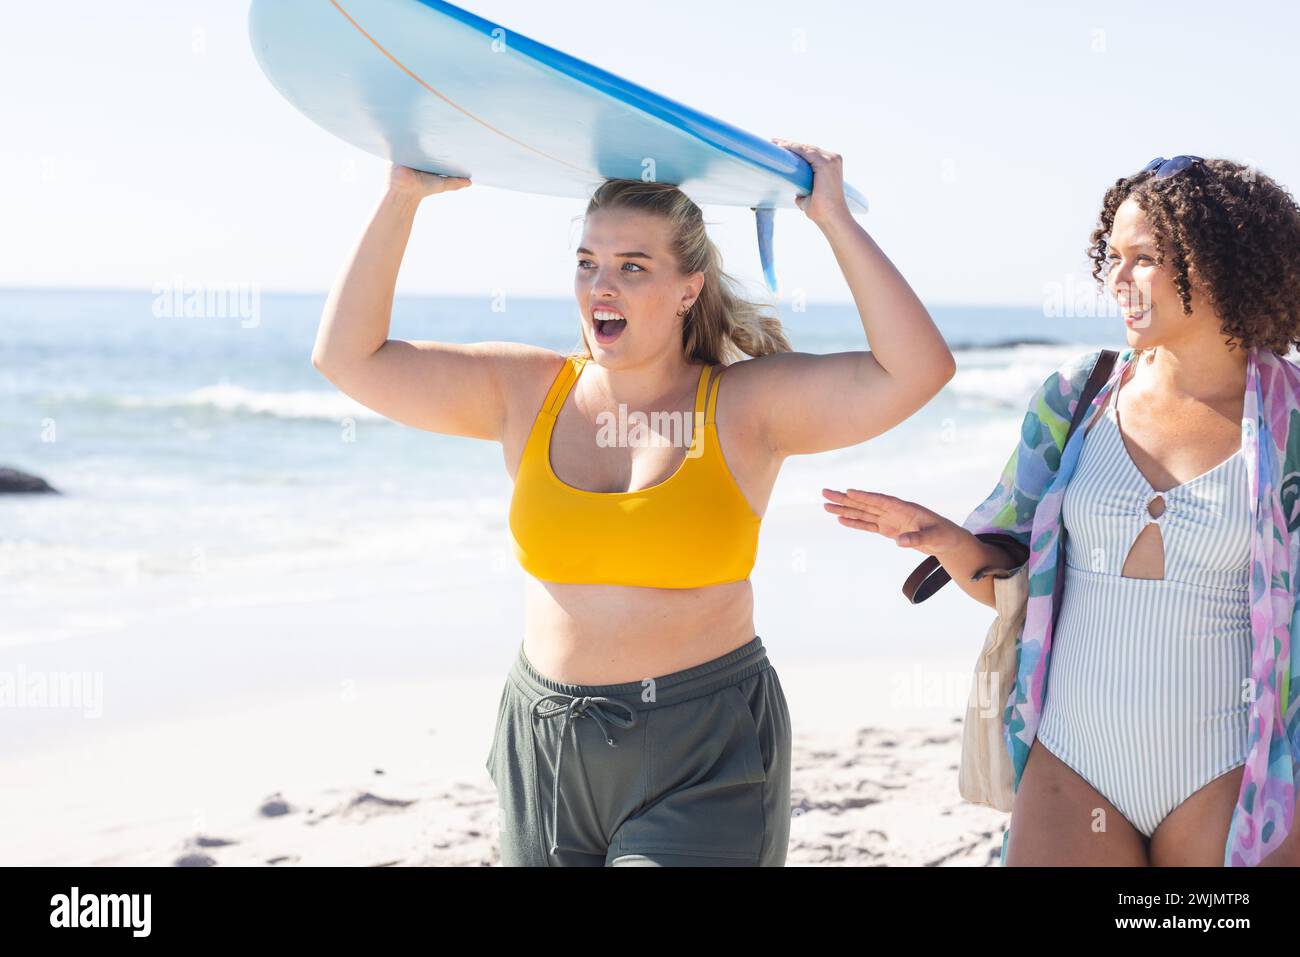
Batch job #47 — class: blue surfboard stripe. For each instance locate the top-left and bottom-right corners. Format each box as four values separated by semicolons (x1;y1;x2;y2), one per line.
409;0;869;215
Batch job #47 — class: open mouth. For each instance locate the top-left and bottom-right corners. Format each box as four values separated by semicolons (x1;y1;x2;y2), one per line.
593;308;627;343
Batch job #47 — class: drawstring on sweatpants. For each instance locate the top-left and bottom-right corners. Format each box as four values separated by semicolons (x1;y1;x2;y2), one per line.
532;693;638;856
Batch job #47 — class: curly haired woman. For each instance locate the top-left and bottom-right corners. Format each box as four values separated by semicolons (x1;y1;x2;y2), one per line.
825;156;1300;866
312;140;955;865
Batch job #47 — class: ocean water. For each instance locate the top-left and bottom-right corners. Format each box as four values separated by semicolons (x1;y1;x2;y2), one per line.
0;288;1125;648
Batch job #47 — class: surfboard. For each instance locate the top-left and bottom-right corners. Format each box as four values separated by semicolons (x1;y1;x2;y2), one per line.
247;0;869;293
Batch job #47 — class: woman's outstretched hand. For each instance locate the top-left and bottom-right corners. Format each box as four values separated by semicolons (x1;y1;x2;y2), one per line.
388;163;472;200
821;487;968;557
770;138;849;226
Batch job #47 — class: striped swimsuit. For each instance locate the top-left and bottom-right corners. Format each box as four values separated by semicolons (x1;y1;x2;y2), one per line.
1035;375;1253;838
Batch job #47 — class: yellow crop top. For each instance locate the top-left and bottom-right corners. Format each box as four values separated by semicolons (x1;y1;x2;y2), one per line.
508;354;762;588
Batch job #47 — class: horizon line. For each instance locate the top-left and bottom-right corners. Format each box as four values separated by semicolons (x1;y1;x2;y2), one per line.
0;284;1051;313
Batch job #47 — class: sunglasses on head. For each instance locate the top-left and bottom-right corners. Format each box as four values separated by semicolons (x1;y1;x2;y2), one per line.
1141;155;1205;179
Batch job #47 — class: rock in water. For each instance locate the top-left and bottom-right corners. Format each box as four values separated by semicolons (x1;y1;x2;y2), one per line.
0;467;60;494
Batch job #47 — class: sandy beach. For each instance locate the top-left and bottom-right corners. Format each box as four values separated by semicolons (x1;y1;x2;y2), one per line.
0;667;1006;867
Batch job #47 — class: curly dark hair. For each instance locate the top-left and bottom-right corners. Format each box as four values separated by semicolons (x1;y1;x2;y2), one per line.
1087;158;1300;356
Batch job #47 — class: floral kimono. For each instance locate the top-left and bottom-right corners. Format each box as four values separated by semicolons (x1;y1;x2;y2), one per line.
962;345;1300;866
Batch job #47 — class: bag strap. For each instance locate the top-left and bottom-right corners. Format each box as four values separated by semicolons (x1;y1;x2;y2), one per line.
902;348;1119;604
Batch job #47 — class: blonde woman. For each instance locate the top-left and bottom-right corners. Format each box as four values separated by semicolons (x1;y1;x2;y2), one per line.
312;140;955;866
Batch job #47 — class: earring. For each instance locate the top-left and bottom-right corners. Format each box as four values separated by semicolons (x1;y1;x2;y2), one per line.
677;301;694;318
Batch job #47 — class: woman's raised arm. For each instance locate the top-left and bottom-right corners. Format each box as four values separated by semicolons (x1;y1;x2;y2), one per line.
740;141;955;458
311;165;535;442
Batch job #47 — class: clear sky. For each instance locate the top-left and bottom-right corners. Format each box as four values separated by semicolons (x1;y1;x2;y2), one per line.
3;0;1297;306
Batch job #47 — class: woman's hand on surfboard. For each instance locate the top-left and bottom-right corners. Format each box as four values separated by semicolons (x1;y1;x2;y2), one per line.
770;138;849;225
387;163;472;200
821;488;966;557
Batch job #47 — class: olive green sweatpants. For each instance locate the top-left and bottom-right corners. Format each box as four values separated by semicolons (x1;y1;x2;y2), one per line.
485;635;792;866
